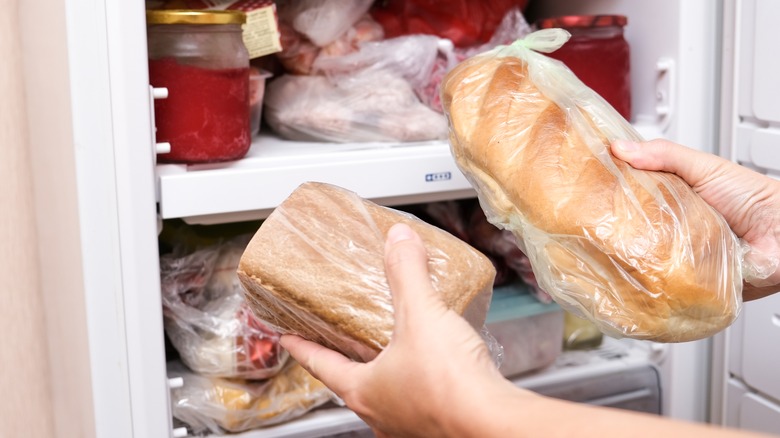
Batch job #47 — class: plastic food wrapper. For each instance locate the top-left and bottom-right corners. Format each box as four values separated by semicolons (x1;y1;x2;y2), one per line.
369;0;529;48
276;0;374;48
441;29;775;342
274;0;382;76
420;6;533;112
237;182;499;363
168;360;335;434
275;12;384;75
263;69;448;143
313;34;457;108
160;236;288;380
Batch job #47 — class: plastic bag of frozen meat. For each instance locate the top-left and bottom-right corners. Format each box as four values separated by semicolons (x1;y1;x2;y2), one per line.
160;236;288;380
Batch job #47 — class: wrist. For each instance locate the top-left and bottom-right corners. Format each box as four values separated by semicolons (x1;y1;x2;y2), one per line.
442;375;540;438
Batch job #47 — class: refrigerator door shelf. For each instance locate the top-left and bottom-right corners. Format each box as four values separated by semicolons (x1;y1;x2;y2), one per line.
156;124;666;225
726;379;780;436
735;124;780;177
739;293;780;402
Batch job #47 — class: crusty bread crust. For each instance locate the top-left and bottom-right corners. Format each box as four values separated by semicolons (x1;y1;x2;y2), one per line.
441;54;741;342
238;182;495;361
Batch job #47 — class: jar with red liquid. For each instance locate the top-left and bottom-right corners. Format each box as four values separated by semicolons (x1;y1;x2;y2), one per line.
537;15;632;121
147;10;251;163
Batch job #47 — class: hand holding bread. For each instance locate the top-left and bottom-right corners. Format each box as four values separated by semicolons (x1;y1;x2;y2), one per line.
238;182;496;362
441;30;748;341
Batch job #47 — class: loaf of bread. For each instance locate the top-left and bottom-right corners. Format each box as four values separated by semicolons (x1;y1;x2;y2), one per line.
238;181;495;361
440;30;743;342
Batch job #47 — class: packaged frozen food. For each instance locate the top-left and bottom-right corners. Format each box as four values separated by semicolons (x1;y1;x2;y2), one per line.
263;70;448;143
160;236;288;380
370;0;529;48
169;360;334;434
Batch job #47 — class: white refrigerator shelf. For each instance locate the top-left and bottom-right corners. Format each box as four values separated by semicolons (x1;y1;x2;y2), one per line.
201;337;663;438
156;123;664;225
156;134;476;225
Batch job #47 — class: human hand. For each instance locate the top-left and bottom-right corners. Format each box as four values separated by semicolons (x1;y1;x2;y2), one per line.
280;223;520;438
611;139;780;300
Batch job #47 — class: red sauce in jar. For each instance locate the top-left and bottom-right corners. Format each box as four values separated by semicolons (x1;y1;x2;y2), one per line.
538;15;632;121
149;57;251;163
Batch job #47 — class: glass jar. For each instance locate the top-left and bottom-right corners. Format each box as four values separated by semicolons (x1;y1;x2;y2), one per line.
147;10;251;163
537;15;632;121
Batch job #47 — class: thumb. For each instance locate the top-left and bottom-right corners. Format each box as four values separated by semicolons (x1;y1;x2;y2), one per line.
611;138;729;189
384;223;447;332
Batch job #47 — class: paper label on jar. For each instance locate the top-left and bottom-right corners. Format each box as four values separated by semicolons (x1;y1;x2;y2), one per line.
182;0;283;59
242;5;283;59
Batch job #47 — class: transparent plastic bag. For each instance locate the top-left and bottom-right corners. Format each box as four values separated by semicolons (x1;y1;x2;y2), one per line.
313;34;457;106
160;236;288;379
441;29;768;342
369;0;530;48
422;6;533;112
237;182;498;363
277;0;374;47
168;360;335;434
263;69;448;143
275;13;384;75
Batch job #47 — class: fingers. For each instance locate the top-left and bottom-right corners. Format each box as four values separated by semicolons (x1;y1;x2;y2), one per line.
384;223;445;329
280;334;359;395
611;138;728;189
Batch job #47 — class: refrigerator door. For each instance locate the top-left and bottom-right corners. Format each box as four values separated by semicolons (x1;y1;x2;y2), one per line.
713;0;780;430
740;294;780;401
739;394;780;435
722;0;780;176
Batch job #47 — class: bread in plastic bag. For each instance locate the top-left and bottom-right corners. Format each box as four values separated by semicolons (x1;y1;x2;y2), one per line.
441;29;753;342
168;360;334;434
160;236;288;379
237;181;497;362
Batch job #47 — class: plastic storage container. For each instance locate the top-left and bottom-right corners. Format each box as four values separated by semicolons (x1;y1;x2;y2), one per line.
147;9;252;163
537;15;631;121
249;67;272;136
563;310;604;350
486;283;564;378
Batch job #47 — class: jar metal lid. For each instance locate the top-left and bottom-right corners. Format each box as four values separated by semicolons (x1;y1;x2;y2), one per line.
146;9;247;25
537;15;627;29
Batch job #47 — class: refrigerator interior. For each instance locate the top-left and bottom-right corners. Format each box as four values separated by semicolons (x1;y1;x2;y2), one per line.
38;0;750;437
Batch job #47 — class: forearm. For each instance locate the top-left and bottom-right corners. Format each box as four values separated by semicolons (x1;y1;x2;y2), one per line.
448;379;774;438
743;282;780;301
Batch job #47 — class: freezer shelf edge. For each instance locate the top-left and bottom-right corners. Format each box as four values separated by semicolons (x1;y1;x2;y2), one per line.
157;136;474;223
